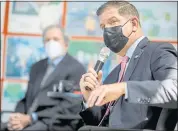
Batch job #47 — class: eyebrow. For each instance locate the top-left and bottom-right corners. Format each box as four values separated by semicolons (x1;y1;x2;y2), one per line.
108;16;119;22
100;16;119;28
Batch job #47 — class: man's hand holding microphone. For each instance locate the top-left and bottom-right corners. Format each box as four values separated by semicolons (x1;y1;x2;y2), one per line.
79;47;127;108
80;68;103;103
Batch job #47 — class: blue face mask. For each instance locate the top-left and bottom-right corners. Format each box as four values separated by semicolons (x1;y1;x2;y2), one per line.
103;19;132;53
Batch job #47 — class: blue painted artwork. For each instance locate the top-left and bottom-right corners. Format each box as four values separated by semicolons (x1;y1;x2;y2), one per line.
1;82;27;111
5;36;46;79
131;2;177;40
65;1;177;40
1;82;27;122
68;40;116;81
66;2;105;37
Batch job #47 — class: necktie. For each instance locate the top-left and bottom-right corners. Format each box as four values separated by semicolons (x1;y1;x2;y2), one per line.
98;56;129;126
40;63;55;88
118;56;129;82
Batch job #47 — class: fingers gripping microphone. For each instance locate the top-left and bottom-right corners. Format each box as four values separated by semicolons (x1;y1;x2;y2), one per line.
85;47;110;91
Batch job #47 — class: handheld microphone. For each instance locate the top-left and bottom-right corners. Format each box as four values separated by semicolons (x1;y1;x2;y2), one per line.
85;47;110;90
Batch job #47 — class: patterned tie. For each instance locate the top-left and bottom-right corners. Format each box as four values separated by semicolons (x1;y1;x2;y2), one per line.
98;56;129;126
118;56;129;82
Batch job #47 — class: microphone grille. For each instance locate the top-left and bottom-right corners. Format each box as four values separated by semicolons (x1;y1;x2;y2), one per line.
99;47;110;62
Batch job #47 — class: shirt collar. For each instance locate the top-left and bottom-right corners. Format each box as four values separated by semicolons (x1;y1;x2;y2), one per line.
48;55;64;67
126;36;145;59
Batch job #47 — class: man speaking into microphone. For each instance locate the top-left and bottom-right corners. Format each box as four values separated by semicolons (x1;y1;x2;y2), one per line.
79;1;177;130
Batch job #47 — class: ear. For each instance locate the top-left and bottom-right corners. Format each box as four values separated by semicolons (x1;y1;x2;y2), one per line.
132;17;139;32
64;36;69;48
65;43;68;49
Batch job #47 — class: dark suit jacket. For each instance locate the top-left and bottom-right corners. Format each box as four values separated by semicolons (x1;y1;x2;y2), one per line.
80;37;177;130
15;53;85;125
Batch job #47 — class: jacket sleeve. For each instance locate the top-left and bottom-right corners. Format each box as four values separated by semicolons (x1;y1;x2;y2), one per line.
79;106;106;126
79;67;116;126
15;65;36;113
126;43;177;109
79;64;120;126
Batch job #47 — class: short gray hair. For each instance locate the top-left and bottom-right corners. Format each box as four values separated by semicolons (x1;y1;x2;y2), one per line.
42;24;69;45
96;1;141;25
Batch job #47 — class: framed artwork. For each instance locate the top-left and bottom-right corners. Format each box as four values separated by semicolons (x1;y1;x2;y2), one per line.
68;40;117;81
68;40;103;67
1;81;27;122
1;34;4;78
131;2;177;41
5;36;46;79
1;2;6;33
65;2;105;37
8;1;64;34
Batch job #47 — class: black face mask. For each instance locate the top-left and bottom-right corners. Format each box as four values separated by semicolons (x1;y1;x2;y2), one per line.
103;20;132;53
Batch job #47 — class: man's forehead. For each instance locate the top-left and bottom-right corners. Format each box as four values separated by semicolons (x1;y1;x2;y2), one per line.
46;27;62;34
98;7;124;25
98;7;120;20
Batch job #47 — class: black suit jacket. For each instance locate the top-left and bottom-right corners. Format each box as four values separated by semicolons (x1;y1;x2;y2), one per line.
80;37;177;130
15;53;85;123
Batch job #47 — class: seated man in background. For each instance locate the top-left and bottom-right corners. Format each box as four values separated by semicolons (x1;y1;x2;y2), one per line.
2;24;85;130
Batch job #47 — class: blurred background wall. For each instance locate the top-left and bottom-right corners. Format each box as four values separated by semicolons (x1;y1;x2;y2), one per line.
0;1;177;122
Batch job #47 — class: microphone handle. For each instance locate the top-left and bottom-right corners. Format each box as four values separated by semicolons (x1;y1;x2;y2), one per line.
94;60;104;74
85;60;104;91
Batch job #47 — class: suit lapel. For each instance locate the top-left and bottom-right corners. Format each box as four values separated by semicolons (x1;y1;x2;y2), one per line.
124;37;149;81
32;59;48;99
104;65;121;84
40;54;70;90
124;47;143;81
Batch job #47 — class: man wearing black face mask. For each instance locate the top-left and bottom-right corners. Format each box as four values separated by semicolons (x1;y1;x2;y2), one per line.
79;1;177;130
